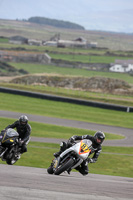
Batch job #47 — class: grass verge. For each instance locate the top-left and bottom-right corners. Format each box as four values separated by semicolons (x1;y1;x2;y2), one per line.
0;92;133;129
0;142;132;178
0;83;133;107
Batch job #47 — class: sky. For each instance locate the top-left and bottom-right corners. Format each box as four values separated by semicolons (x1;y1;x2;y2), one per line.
0;0;133;33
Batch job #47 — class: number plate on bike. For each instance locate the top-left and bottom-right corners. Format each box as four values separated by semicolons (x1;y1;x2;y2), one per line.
79;141;90;154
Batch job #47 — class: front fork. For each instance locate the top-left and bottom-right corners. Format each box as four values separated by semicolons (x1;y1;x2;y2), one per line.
52;157;61;172
7;144;20;160
0;147;8;158
53;154;78;172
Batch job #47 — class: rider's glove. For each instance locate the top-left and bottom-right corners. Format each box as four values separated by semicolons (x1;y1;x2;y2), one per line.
69;135;77;143
18;139;24;146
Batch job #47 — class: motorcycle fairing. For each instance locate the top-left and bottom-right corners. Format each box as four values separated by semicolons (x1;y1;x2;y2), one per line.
59;139;92;161
2;128;19;144
60;147;74;159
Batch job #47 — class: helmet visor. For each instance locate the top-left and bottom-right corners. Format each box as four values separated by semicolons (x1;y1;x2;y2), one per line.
20;121;27;125
96;138;102;144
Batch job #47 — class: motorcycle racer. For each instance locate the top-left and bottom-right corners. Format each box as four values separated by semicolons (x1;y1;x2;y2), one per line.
5;115;31;156
54;131;105;175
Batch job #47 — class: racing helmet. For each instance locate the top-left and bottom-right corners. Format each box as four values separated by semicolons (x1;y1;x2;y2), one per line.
19;115;28;126
94;131;105;144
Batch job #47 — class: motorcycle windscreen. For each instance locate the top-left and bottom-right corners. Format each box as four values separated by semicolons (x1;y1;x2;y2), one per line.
6;128;19;137
2;128;19;143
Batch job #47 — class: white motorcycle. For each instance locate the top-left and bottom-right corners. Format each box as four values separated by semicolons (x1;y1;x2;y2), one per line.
47;139;92;175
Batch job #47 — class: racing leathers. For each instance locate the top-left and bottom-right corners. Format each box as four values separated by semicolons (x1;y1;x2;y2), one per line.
72;135;102;175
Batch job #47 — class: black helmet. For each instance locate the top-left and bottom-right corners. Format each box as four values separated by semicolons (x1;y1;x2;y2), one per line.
94;131;105;144
19;115;28;126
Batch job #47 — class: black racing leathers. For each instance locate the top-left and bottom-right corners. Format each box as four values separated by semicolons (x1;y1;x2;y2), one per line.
5;121;31;153
72;135;102;175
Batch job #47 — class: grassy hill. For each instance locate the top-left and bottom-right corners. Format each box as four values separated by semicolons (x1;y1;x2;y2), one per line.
0;61;28;76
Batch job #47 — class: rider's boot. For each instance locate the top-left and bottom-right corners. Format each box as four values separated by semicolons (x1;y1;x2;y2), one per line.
75;165;89;176
53;141;67;157
67;168;72;174
17;153;21;159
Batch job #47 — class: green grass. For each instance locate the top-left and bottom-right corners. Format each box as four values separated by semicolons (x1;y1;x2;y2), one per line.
1;83;133;107
0;38;8;43
10;62;133;84
0;142;132;178
0;92;133;129
49;53;133;64
90;153;133;177
0;117;124;140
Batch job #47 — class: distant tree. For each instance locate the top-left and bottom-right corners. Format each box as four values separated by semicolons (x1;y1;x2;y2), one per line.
28;17;85;30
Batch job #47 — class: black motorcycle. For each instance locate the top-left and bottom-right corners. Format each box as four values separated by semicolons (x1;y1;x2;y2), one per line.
0;128;21;165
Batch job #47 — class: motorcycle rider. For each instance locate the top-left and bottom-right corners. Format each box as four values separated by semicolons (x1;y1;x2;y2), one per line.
5;115;31;157
54;131;105;175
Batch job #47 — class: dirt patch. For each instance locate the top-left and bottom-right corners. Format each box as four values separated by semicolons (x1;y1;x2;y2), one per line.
9;74;133;95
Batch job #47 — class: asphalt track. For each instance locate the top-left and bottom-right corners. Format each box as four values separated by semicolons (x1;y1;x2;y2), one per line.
0;164;133;200
0;110;133;200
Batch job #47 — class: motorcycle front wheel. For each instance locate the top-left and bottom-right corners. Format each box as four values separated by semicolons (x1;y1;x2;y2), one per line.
47;165;54;174
6;148;19;165
6;158;18;165
54;158;74;175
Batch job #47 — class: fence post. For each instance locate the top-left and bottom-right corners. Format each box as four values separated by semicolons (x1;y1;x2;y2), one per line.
127;107;130;112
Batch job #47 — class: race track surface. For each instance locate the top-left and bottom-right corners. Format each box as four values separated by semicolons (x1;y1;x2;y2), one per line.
0;164;132;200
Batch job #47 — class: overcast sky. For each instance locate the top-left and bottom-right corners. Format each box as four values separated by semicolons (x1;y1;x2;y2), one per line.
0;0;133;33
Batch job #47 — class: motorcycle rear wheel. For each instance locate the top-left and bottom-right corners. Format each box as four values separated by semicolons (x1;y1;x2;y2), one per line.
54;158;74;175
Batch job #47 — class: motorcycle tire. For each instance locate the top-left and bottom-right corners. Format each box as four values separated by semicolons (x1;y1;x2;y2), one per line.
54;158;74;175
6;158;18;165
47;165;54;174
6;150;18;165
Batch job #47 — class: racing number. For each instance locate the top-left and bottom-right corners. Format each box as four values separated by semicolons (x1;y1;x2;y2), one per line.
81;143;89;152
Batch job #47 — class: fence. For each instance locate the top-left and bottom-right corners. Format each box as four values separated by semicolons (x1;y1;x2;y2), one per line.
0;87;132;112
